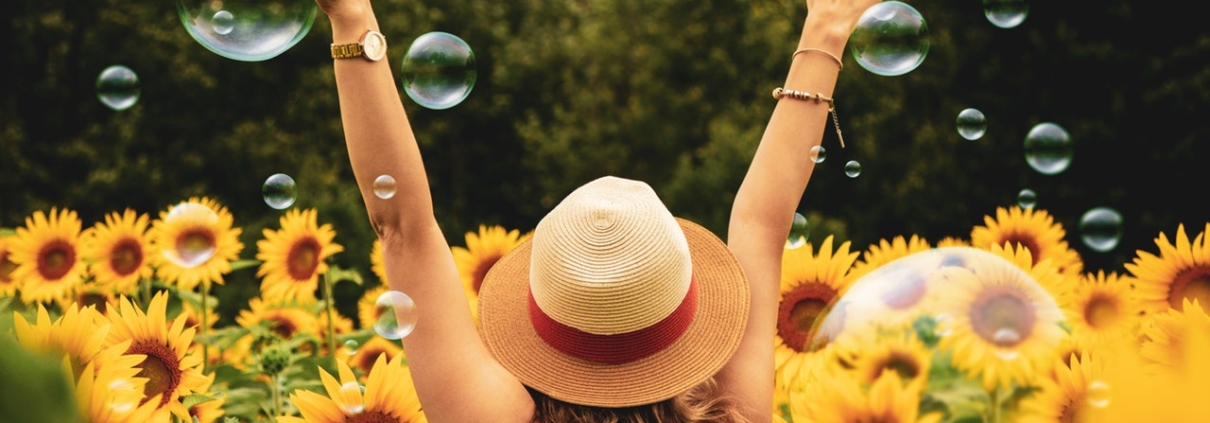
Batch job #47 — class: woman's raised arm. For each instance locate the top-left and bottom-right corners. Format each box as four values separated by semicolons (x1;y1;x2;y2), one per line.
318;1;534;421
718;0;878;420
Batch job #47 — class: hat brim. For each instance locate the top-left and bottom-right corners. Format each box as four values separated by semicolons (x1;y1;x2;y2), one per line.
478;218;749;408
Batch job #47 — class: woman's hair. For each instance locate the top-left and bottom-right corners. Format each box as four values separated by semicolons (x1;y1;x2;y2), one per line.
529;377;751;423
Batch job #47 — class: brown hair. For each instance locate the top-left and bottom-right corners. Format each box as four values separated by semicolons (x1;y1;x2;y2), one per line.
529;377;750;423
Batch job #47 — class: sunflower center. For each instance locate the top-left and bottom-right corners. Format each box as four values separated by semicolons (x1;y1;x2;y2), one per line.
173;229;216;267
1083;294;1121;329
881;274;928;310
78;292;109;315
971;289;1035;348
878;350;922;381
0;251;16;283
287;239;322;281
127;340;182;407
37;239;76;281
1168;266;1210;311
110;239;144;276
356;350;385;374
1001;235;1041;266
471;253;504;294
269;315;299;339
777;282;837;352
345;410;399;423
1059;396;1090;423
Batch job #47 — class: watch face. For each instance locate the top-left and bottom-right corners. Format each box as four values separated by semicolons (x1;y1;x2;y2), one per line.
363;31;387;61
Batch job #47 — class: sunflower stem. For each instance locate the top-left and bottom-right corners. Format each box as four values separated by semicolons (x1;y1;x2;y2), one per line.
200;283;210;370
990;385;1003;423
270;373;283;417
324;269;337;363
139;277;152;309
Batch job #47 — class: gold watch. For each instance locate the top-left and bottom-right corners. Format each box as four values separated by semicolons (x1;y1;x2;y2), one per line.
331;29;387;61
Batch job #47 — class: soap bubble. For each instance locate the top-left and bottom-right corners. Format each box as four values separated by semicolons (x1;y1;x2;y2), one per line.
373;175;397;199
374;290;417;340
845;160;862;178
96;65;140;111
262;173;297;210
1079;207;1123;253
337;381;365;414
401;31;477;110
809;146;827;163
1024;122;1073;175
161;202;220;268
786;213;810;250
343;339;359;356
956;108;987;140
1017;189;1037;209
849;1;930;77
1086;380;1111;408
984;0;1029;29
177;0;317;62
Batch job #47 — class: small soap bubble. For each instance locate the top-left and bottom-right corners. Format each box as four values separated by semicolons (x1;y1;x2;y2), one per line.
809;146;827;163
401;31;477;110
992;328;1022;360
785;213;810;250
212;10;234;35
849;1;930;77
337;381;366;415
984;0;1029;29
1024;122;1073;175
956;108;987;140
262;173;297;210
343;339;359;356
1079;207;1123;253
373;175;397;199
844;160;862;178
177;0;317;62
162;202;219;268
374;290;417;340
1017;189;1037;209
1086;380;1111;408
96;65;141;111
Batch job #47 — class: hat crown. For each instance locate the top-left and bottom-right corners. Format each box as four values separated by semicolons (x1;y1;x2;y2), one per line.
529;176;693;335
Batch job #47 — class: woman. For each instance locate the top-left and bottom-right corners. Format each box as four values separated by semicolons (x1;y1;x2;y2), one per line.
317;0;877;421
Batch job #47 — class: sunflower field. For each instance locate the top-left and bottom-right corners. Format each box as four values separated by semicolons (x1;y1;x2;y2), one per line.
1;195;1208;422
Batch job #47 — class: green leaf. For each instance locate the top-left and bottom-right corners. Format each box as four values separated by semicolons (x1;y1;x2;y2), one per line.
182;394;218;409
230;259;262;272
327;266;364;286
0;228;15;237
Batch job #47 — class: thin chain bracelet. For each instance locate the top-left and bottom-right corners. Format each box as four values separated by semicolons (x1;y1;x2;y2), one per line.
772;87;846;148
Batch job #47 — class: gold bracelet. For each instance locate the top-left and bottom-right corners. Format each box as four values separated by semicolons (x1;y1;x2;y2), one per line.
792;48;843;71
772;87;846;148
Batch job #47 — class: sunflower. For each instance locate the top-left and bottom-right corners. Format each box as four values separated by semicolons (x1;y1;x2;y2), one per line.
13;302;115;378
105;292;210;420
970;206;1084;276
177;301;221;367
150;197;245;292
1017;352;1106;423
986;242;1075;310
278;353;427;423
0;235;20;296
56;282;120;317
847;330;933;388
82;209;154;296
451;225;531;322
791;366;941;423
1138;297;1210;370
256;208;344;304
936;236;970;247
371;238;387;283
228;298;322;366
848;235;933;281
186;372;226;423
935;247;1068;391
9;207;87;304
774;235;860;387
347;336;404;377
1064;271;1140;351
357;285;390;330
76;355;163;423
1124;223;1210;315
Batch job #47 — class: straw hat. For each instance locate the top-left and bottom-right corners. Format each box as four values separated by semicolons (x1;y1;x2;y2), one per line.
479;176;749;408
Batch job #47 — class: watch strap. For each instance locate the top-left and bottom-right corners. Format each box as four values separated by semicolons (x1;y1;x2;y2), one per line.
331;42;365;59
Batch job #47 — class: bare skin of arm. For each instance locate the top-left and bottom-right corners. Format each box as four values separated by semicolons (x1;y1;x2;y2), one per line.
718;0;878;421
317;1;535;422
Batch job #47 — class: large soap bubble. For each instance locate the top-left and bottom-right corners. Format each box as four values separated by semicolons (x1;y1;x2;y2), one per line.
806;247;1067;391
177;0;317;62
849;1;930;77
401;31;477;110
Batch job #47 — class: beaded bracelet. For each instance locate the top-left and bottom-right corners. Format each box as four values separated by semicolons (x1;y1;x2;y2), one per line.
772;87;846;148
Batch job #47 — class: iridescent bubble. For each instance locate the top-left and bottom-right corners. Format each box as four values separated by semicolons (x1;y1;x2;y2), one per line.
401;31;477;110
785;213;809;250
849;1;930;77
374;290;417;340
809;146;827;163
956;108;987;140
845;160;862;178
262;173;297;210
1086;380;1111;408
984;0;1029;29
343;339;359;356
373;175;397;199
1024;122;1073;175
337;381;365;415
96;65;140;111
1079;207;1123;253
992;328;1022;360
162;202;219;268
177;0;317;62
107;378;138;413
1017;189;1037;209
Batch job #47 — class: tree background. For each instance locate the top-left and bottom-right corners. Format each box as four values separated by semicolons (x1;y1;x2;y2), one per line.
2;0;1207;322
